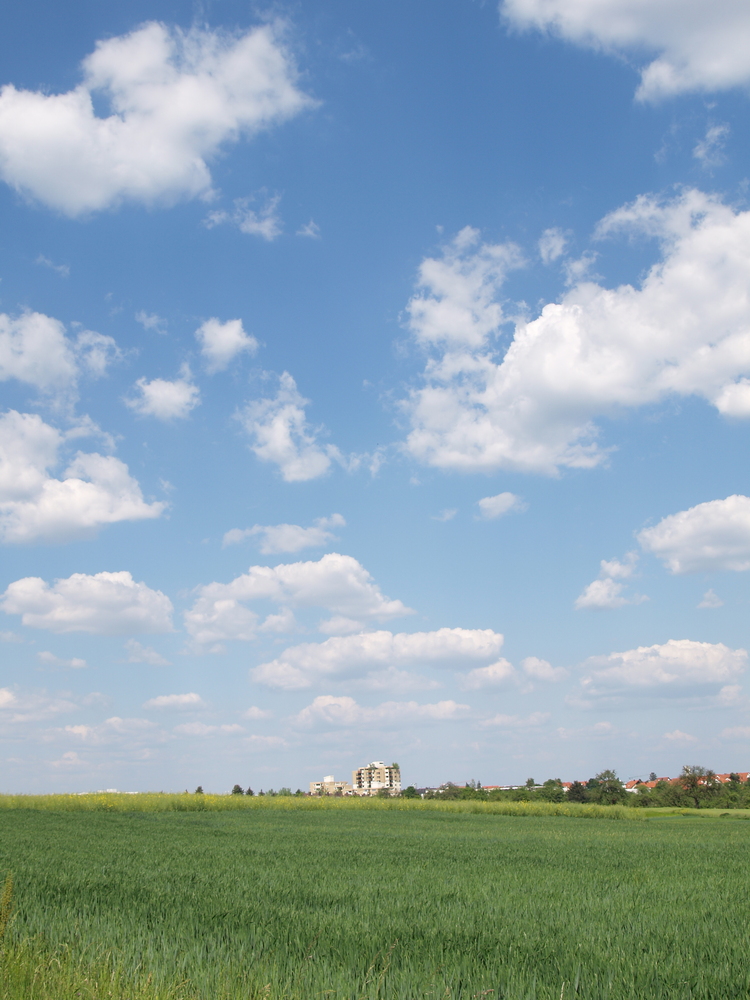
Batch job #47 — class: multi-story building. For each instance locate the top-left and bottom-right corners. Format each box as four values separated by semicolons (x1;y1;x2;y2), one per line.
309;774;353;796
352;760;401;796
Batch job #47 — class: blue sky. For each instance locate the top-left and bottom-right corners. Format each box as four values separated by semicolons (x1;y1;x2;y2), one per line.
1;0;749;793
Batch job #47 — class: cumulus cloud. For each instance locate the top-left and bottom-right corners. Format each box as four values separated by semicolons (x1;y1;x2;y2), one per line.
291;694;470;728
461;658;515;689
243;705;272;720
143;692;204;709
404;191;750;475
239;372;342;482
251;627;506;689
0;410;165;543
575;553;646;610
195;318;258;374
185;552;412;648
476;492;526;519
521;656;569;681
0;22;311;215
501;0;750;100
223;513;344;553
0;311;118;407
125;365;200;420
205;192;282;240
580;639;747;695
1;570;173;635
638;495;750;573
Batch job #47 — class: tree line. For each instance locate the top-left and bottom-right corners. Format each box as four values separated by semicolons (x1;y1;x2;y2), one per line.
408;767;750;808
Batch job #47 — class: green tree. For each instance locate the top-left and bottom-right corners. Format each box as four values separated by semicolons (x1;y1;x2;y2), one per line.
401;785;419;798
591;769;626;804
194;786;204;795
566;780;587;803
540;778;564;802
245;787;254;796
231;784;244;795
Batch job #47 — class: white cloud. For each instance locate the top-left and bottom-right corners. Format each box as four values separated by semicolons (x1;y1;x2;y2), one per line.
223;514;345;553
135;311;167;334
481;711;550;728
638;495;750;573
693;123;730;168
185;552;412;648
0;22;311;215
461;658;516;689
291;694;470;728
721;726;750;740
174;722;244;736
538;227;567;263
124;639;171;665
576;578;633;610
38;651;87;668
125;366;200;420
521;656;569;681
296;219;320;239
433;508;457;522
576;552;646;609
663;729;697;743
0;311;118;407
698;589;724;609
601;553;637;579
0;410;166;543
205;193;282;240
251;627;506;689
581;639;747;694
239;372;341;482
58;715;159;746
0;687;78;724
404;191;750;475
243;705;272;720
195;318;258;374
143;692;204;709
51;751;84;768
36;254;69;277
501;0;750;100
1;570;173;635
476;492;525;519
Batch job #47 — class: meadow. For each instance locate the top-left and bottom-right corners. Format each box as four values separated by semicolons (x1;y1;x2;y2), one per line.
0;796;749;1000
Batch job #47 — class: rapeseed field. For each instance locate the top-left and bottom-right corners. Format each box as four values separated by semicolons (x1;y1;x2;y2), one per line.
0;797;748;999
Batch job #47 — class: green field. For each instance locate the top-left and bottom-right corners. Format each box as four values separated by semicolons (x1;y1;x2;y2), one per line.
1;797;749;999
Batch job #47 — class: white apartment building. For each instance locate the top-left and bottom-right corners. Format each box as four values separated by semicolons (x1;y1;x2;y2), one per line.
309;774;353;796
352;761;401;796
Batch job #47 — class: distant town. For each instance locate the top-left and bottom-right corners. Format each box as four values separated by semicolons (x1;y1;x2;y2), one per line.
300;761;750;803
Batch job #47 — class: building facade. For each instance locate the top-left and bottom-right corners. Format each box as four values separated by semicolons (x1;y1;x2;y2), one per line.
309;774;353;796
352;761;401;796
